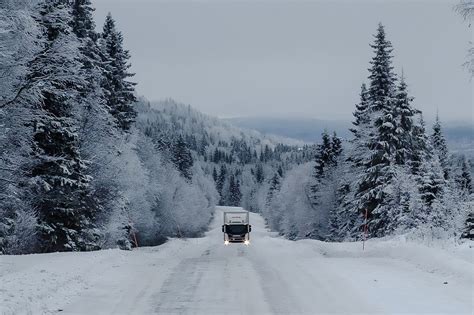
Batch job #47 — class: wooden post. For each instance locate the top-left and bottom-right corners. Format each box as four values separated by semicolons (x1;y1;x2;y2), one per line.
363;209;368;251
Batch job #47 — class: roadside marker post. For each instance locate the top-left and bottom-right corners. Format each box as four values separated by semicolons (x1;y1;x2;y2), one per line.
363;209;368;251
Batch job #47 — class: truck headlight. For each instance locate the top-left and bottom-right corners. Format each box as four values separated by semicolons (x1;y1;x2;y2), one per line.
244;240;250;245
224;240;229;245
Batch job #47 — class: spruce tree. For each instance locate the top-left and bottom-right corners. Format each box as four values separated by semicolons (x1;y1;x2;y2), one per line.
172;135;194;180
212;167;218;183
255;163;265;183
355;23;399;236
277;165;284;177
217;164;227;201
393;73;417;165
313;131;333;177
410;114;430;176
266;173;281;206
70;0;111;245
70;0;105;116
368;23;397;111
431;114;450;179
458;156;473;197
350;83;372;167
30;0;98;252
71;0;96;39
350;83;370;138
419;156;445;207
228;175;242;207
100;13;137;131
331;132;343;164
461;212;474;240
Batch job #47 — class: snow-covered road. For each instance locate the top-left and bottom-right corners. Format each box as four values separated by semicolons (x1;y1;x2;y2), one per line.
1;206;473;314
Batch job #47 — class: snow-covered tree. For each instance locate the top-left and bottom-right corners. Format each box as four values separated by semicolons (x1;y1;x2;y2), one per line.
266;173;282;206
458;157;473;196
331;132;343;162
216;164;227;201
393;73;417;165
100;13;136;131
351;84;370;136
28;0;100;252
419;156;445;209
313;131;333;178
410;114;430;176
172;135;194;181
462;211;474;240
431;114;450;179
349;83;373;168
0;0;40;254
255;163;265;183
355;23;399;236
228;174;242;207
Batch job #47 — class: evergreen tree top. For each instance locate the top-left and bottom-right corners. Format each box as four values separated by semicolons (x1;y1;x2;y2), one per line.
368;23;397;107
432;113;443;135
352;83;370;128
102;12;116;38
71;0;96;39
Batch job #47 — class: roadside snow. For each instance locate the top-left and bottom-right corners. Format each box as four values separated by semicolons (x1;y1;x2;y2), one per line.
1;207;472;314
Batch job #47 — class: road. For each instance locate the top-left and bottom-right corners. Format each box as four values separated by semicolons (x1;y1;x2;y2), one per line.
1;206;472;314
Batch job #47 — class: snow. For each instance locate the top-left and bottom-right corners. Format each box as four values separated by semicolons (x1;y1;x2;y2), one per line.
1;206;473;314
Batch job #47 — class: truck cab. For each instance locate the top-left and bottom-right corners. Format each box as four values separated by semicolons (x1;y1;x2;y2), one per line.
222;211;251;245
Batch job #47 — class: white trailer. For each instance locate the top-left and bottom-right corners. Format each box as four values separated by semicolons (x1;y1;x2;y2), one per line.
222;211;252;245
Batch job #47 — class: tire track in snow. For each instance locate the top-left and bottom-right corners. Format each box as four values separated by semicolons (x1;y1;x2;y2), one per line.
153;249;210;314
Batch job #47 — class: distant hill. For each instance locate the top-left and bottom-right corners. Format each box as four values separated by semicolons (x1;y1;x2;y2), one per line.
225;116;473;157
224;117;351;143
137;99;305;149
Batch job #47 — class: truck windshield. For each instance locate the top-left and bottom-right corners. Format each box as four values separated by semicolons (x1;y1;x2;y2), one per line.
225;225;248;235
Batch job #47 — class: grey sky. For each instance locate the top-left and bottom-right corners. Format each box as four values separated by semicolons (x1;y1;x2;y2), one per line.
92;0;473;122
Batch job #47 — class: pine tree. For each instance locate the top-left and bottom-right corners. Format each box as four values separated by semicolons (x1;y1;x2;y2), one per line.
172;135;194;180
29;0;98;252
100;13;136;131
431;114;450;179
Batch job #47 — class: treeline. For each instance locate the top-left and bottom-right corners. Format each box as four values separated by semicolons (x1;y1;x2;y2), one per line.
262;24;473;241
135;99;314;212
0;0;217;254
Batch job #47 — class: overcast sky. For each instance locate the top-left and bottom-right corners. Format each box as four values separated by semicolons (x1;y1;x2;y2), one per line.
92;0;473;122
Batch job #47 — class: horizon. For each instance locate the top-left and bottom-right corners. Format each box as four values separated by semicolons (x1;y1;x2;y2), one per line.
147;98;474;126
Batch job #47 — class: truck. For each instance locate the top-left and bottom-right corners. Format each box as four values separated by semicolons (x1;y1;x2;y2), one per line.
222;211;252;245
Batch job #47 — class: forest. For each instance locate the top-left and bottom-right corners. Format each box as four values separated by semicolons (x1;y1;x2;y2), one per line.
0;0;472;255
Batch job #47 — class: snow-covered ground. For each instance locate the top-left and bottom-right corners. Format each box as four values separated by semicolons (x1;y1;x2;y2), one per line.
1;206;473;314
